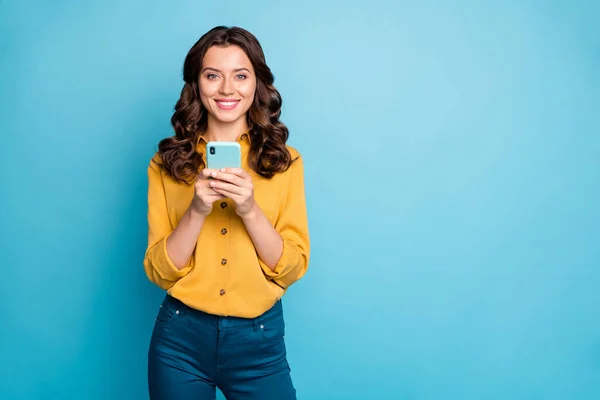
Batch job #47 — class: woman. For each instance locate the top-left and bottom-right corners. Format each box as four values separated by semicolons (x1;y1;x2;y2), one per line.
143;26;309;400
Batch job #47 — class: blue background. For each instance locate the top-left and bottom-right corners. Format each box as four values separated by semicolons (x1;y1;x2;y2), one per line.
1;0;599;399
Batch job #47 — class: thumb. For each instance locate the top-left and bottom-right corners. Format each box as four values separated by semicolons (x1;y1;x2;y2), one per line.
198;168;214;180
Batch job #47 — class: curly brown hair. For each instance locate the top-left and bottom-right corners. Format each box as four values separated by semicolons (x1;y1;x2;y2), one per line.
156;26;294;184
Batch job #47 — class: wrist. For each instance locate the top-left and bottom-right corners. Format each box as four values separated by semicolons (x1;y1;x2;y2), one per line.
189;201;210;219
237;202;260;221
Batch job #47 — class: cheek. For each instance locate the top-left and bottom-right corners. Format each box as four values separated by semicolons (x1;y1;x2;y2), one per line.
199;81;216;102
241;83;256;105
199;95;212;111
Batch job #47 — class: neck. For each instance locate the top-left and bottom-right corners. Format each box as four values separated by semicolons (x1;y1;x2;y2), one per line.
204;115;248;142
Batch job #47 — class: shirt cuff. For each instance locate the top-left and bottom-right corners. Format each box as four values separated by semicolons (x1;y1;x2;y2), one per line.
259;239;300;279
152;233;194;281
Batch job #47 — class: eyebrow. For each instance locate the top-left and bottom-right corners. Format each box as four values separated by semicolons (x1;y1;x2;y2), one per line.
202;67;251;73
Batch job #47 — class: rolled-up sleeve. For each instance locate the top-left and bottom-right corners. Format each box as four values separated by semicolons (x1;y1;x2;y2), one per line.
143;156;193;290
259;155;310;289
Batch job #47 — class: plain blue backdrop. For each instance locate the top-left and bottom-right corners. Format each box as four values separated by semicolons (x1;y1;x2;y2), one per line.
1;0;599;399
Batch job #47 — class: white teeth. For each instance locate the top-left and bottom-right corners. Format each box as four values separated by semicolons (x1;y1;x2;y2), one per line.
218;101;237;106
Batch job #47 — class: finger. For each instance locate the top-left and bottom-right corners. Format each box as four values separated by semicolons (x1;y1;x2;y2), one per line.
210;171;245;186
195;180;224;195
220;167;249;179
206;188;225;197
209;180;246;196
198;168;217;180
212;187;242;199
200;186;225;197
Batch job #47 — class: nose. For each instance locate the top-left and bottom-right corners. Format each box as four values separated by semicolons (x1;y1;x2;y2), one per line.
219;77;234;95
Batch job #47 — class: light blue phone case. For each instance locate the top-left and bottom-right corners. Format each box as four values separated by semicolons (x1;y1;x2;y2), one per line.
206;141;241;170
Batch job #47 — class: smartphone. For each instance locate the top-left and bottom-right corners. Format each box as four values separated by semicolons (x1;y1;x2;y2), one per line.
206;141;241;170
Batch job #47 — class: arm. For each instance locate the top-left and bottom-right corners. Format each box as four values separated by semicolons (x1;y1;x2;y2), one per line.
239;205;284;271
209;155;310;289
245;156;310;289
143;158;213;289
165;206;207;270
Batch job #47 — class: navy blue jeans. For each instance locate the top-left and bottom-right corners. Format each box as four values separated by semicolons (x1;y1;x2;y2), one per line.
148;294;297;399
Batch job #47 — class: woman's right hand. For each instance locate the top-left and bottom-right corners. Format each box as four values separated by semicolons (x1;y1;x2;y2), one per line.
191;169;225;215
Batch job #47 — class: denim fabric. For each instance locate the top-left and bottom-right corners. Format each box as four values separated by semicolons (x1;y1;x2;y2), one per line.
148;294;296;400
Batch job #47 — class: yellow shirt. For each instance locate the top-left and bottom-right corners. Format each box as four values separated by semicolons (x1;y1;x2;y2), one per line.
143;133;310;318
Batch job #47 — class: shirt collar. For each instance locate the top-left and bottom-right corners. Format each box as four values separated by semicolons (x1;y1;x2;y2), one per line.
196;129;251;146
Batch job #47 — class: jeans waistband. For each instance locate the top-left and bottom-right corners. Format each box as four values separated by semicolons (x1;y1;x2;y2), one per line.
161;294;283;330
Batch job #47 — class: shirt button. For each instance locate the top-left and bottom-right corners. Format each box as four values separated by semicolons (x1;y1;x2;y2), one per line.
220;202;227;209
221;258;227;265
221;228;227;235
220;289;226;296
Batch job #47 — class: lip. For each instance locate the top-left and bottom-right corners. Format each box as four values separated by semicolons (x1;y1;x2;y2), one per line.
215;99;240;110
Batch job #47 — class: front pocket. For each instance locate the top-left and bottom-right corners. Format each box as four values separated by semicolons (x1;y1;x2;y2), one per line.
155;304;174;324
260;316;285;342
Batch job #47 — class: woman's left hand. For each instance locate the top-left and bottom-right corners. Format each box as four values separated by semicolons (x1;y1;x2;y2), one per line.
209;168;257;217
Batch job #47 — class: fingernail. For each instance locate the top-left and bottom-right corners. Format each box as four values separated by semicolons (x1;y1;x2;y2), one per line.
211;172;217;177
220;168;226;172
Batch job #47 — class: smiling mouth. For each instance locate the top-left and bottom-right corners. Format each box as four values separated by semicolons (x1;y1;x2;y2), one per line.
215;99;240;110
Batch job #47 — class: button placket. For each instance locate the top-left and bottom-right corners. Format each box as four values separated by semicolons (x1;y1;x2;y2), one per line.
219;199;230;299
220;208;229;268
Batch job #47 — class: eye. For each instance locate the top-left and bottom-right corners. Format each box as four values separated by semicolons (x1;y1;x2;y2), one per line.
206;73;218;79
236;74;247;80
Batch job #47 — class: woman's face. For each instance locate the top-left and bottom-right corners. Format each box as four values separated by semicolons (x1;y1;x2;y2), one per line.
199;45;257;127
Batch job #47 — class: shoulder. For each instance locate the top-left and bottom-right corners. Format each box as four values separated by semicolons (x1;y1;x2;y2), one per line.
148;152;165;175
150;152;160;163
286;145;303;162
284;145;305;177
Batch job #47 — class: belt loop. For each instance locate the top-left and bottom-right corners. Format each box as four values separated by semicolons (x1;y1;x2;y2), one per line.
167;294;186;317
177;298;186;317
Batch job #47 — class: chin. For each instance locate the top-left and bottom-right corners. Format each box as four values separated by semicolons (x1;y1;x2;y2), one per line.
210;112;244;124
216;114;243;123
